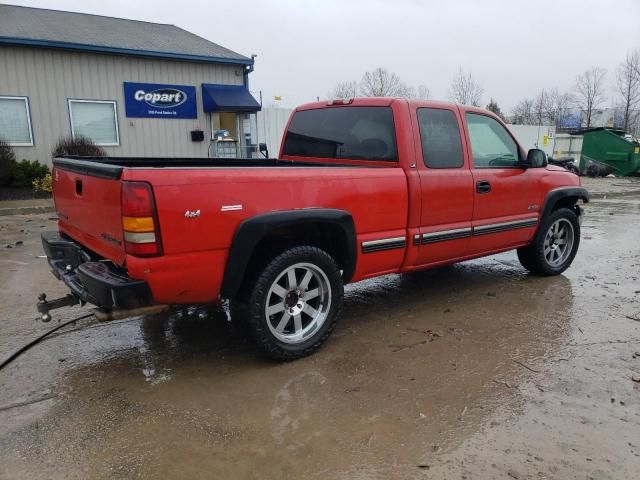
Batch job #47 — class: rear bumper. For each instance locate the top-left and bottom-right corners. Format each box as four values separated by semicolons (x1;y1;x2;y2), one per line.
41;231;153;309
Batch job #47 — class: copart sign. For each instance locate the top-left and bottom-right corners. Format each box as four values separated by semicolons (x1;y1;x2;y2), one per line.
124;82;197;119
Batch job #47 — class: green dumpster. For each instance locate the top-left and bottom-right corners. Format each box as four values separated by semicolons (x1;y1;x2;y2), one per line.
577;128;640;176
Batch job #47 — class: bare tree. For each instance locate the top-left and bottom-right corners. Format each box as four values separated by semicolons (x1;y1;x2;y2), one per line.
359;67;414;98
330;70;429;100
547;89;575;126
416;84;431;100
575;67;607;128
615;48;640;132
511;89;574;126
329;80;359;99
448;67;484;106
533;89;548;125
511;98;537;125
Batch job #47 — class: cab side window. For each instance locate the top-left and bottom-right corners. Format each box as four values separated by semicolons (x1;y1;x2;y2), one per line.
466;113;520;168
417;108;464;168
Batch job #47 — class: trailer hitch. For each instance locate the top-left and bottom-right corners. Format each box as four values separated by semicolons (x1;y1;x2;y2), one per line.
36;293;81;322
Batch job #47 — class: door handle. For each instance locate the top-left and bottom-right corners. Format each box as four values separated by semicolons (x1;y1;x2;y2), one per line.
476;180;491;194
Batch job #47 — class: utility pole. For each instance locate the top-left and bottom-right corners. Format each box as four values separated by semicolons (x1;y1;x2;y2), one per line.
535;89;545;148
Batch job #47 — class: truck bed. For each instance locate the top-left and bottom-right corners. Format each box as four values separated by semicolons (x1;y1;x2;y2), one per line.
51;154;408;304
53;156;389;179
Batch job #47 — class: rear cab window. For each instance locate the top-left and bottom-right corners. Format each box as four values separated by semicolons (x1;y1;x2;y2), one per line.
282;106;398;161
466;113;520;168
417;108;464;168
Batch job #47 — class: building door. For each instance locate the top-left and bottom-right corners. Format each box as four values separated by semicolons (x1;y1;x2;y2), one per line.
219;112;238;138
210;112;240;157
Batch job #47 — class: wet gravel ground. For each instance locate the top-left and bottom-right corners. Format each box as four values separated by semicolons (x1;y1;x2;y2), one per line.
0;177;639;479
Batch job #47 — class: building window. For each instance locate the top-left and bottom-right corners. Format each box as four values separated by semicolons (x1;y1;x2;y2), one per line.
0;96;34;146
68;100;119;146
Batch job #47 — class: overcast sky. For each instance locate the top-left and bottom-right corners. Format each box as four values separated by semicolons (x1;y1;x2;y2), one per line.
10;0;640;111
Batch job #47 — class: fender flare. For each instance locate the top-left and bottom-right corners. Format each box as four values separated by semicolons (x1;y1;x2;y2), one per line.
540;187;590;220
220;209;357;298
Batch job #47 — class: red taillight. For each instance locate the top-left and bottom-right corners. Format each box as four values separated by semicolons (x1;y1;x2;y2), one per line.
124;241;161;257
122;181;155;217
121;181;163;257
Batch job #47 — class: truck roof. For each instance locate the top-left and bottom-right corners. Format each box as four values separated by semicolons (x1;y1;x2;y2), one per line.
294;97;492;116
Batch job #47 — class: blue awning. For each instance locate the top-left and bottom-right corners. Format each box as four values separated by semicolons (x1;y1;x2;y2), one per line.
201;84;261;113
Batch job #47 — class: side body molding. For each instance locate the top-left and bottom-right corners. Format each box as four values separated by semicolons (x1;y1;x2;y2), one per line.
220;209;357;298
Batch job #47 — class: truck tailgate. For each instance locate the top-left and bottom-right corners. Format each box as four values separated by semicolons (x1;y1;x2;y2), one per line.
53;161;126;265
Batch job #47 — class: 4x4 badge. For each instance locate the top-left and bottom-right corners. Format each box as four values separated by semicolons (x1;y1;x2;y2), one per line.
184;209;200;218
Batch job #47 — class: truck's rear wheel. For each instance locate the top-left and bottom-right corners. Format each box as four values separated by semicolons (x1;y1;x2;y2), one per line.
242;246;343;360
517;208;580;276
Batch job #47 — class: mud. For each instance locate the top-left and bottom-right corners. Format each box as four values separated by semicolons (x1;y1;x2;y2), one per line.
0;177;639;479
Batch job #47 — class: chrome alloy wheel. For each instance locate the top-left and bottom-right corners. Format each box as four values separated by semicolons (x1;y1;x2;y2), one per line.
543;218;575;267
264;262;332;344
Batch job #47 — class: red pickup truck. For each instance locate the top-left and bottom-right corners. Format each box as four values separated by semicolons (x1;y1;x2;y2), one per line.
42;98;588;359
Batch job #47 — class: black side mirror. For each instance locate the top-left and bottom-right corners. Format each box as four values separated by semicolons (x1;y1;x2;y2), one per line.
259;142;269;158
524;148;547;168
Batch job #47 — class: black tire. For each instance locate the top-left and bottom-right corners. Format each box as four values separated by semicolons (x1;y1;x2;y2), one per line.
517;207;580;276
239;246;343;360
566;164;580;175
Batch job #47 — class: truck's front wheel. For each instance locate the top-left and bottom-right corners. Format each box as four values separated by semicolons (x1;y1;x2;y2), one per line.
517;207;581;276
242;246;343;360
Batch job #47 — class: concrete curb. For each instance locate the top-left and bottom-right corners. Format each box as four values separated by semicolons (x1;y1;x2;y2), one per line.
0;205;55;216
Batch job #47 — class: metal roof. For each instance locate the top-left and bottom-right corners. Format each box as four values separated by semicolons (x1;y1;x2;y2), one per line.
0;4;252;65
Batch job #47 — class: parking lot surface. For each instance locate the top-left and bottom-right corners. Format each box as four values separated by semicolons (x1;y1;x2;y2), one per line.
1;178;639;479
